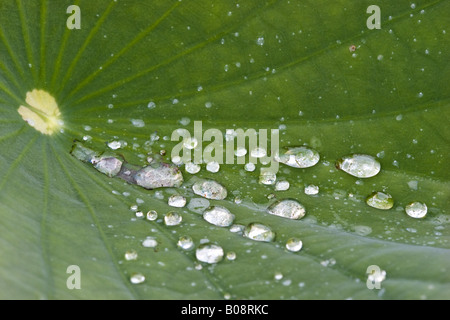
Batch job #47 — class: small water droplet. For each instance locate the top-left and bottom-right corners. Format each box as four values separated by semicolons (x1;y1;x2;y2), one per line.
183;137;198;150
286;238;303;252
131;119;145;128
142;237;158;248
377;54;383;61
196;244;224;264
243;223;276;242
146;210;158;221
267;199;306;220
226;251;236;261
304;184;319;195
366;192;394;210
405;201;427;218
130;273;145;284
177;236;194;250
148;101;156;109
125;250;138;261
229;224;245;234
275;146;320;168
135;211;144;219
244;163;256;172
185;162;201;174
259;170;277;185
274;272;283;280
235;147;247;157
203;206;235;227
164;212;183;226
187;198;210;213
206;161;220;173
251;147;267;158
256;37;265;46
192;180;227;200
336;154;381;178
275;180;290;191
107;141;124;150
168;195;187;208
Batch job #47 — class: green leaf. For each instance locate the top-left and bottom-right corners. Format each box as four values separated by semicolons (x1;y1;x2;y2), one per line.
0;0;449;299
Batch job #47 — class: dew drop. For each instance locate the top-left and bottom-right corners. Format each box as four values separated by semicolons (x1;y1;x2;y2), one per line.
187;198;210;213
259;170;277;185
183;137;198;150
146;210;158;221
131;119;145;128
192;180;228;200
251;147;267;158
92;154;123;177
135;211;144;219
203;206;235;227
206;161;220;173
274;272;283;280
196;244;224;264
164;212;183;226
304;184;319;195
235;147;247;157
134;163;184;189
275;180;290;191
142;237;158;248
229;224;245;234
286;238;303;252
405;201;427;218
244;162;256;172
130;273;145;284
243;223;276;242
177;236;194;250
256;37;265;46
336;154;381;178
107;141;123;150
366;192;394;210
148;101;156;109
185;162;201;174
125;250;138;261
267;199;306;220
275;146;320;168
226;251;237;261
168;195;187;208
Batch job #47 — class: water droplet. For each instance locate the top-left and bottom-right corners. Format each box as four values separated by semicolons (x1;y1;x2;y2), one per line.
206;161;220;173
243;223;276;242
147;101;156;109
410;3;416;9
275;146;320;168
142;237;158;248
185;162;201;174
226;252;237;261
405;202;427;218
336;154;381;178
259;170;277;185
183;137;198;150
130;273;145;284
377;54;383;61
164;212;183;226
168;195;187;208
125;250;138;261
275;180;290;191
92;154;123;177
267;199;306;220
192;180;228;200
187;198;210;213
134;163;184;189
304;184;319;195
135;211;144;219
229;224;245;234
244;163;256;172
286;238;303;252
274;272;283;280
131;119;145;128
418;92;424;98
366;192;394;210
256;37;265;46
177;236;194;250
396;114;403;121
251;147;267;158
146;210;158;221
352;225;372;236
408;180;418;191
235;147;247;157
196;244;224;264
107;141;123;150
203;206;235;227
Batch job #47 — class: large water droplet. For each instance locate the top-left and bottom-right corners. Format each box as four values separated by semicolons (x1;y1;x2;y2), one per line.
405;201;427;218
130;273;145;284
243;223;276;242
267;199;306;220
134;163;184;189
177;236;194;250
203;206;235;227
286;238;303;252
366;192;394;210
275;146;320;168
164;212;183;226
192;180;227;200
168;195;187;208
196;244;224;264
336;154;381;178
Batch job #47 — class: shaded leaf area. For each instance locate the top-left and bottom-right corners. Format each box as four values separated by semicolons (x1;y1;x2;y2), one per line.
0;0;449;299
